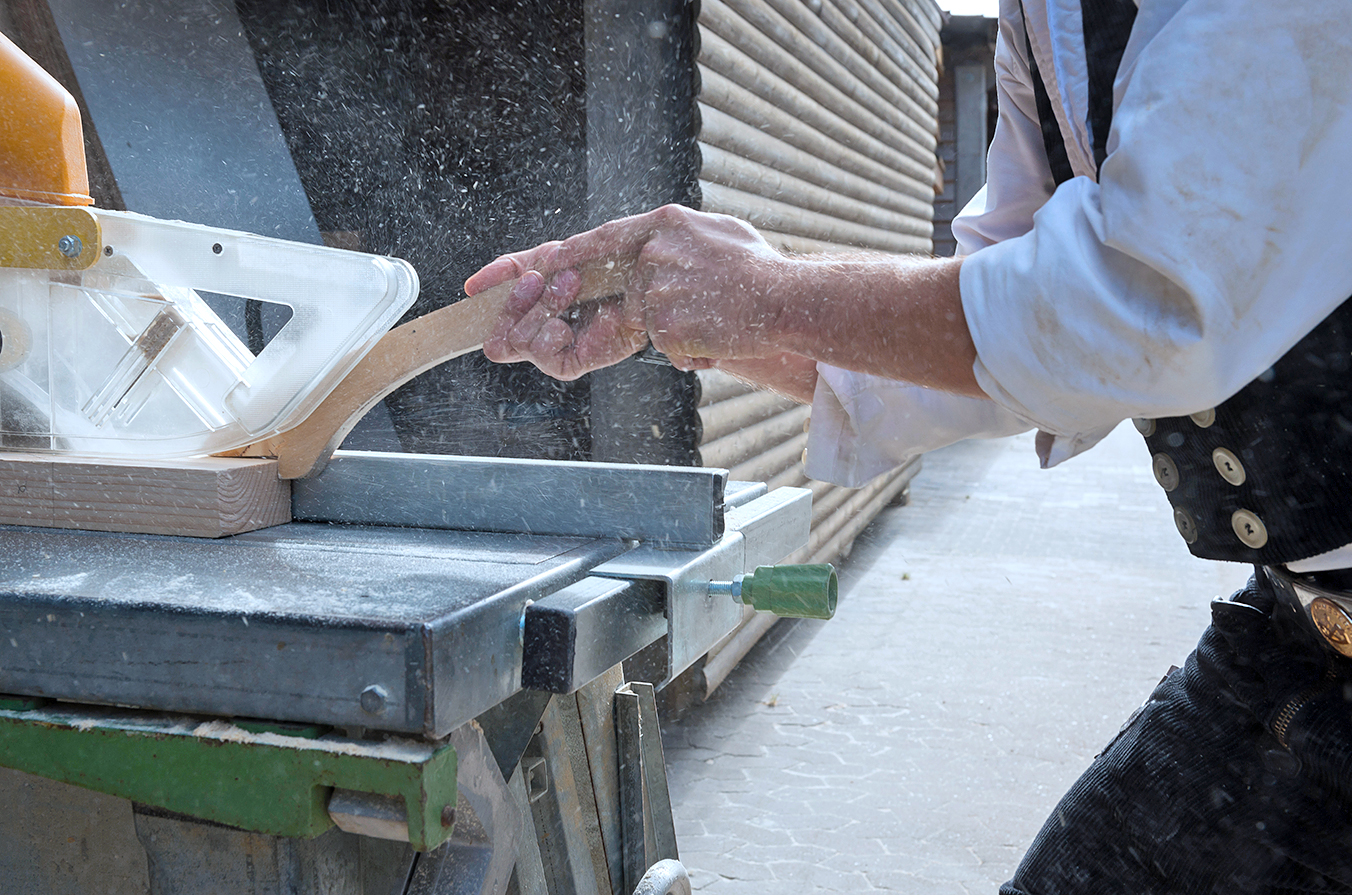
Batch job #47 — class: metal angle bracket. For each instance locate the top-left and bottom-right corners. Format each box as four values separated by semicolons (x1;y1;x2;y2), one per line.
588;486;814;682
0;701;459;851
590;533;745;683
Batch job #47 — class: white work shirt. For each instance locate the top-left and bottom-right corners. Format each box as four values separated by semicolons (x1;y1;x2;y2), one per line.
806;0;1352;572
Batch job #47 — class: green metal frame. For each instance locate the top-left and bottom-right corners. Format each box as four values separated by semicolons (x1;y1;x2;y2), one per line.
0;700;458;851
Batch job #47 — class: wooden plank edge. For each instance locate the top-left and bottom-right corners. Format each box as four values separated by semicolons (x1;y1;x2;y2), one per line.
0;453;290;538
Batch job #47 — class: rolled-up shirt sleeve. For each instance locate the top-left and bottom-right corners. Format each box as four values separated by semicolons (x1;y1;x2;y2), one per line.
962;0;1352;438
804;9;1054;487
804;365;1033;487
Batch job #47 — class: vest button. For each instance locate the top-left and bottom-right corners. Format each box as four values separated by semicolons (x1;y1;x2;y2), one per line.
1152;453;1180;491
1190;408;1216;428
1211;448;1246;486
1174;507;1199;544
1232;509;1268;549
1132;418;1156;437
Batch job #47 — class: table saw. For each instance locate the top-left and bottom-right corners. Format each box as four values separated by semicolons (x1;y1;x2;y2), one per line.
0;451;829;895
0;13;837;894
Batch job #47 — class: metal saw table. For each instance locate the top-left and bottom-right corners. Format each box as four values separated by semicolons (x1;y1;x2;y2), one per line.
0;450;820;895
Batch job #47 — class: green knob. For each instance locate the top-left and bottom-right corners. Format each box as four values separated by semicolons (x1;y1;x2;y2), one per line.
738;564;838;620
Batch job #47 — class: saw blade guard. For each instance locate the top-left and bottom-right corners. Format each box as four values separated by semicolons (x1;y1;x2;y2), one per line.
0;30;91;207
0;208;418;459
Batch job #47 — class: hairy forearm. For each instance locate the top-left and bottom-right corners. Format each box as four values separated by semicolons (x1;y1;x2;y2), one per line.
704;354;820;404
470;205;985;397
769;255;984;398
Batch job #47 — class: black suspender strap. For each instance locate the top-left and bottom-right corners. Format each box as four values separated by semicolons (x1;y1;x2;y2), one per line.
1019;0;1137;185
1080;0;1139;172
1020;5;1074;186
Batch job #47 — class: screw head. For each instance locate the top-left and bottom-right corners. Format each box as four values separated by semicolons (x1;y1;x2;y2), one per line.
359;684;388;714
57;235;82;258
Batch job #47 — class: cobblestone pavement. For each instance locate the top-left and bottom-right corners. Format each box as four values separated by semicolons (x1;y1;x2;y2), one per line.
662;424;1253;894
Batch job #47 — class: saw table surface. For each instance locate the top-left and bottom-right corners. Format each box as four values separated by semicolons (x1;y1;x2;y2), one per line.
0;522;633;738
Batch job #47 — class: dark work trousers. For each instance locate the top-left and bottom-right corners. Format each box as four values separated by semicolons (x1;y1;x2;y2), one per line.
1002;571;1352;895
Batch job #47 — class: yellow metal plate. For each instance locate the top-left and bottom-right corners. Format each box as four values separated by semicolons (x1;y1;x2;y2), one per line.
0;205;101;271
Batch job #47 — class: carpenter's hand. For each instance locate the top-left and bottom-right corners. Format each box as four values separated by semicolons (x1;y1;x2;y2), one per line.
478;266;650;381
467;205;790;380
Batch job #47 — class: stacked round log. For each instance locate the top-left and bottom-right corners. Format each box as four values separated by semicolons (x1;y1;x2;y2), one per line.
697;0;943;254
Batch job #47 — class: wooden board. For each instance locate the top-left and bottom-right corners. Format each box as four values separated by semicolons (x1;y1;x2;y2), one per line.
0;453;290;538
241;278;515;479
244;255;636;479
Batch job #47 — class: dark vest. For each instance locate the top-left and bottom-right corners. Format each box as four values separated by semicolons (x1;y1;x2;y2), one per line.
1024;0;1352;564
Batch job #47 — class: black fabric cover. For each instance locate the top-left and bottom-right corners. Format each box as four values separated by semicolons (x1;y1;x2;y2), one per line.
1024;23;1074;187
1002;574;1352;895
1080;0;1138;171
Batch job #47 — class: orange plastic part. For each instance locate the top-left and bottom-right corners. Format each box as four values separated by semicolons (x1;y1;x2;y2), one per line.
0;30;91;206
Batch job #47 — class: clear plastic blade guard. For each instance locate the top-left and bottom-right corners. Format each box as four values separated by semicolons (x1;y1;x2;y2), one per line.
0;208;418;458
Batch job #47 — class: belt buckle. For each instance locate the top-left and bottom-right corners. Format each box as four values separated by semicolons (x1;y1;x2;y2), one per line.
1269;566;1352;657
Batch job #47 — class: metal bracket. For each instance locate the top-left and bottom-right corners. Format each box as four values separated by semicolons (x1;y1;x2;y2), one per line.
0;206;101;270
592;533;745;682
590;486;813;681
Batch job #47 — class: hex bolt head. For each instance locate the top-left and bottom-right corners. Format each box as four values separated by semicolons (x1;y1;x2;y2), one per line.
359;684;388;715
57;235;82;258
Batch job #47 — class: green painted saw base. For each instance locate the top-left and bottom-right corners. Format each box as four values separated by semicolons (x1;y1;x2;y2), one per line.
0;701;457;851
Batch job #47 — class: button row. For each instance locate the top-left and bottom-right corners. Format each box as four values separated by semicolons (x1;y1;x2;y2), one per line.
1138;411;1266;550
1150;448;1246;491
1171;506;1269;549
1133;408;1216;437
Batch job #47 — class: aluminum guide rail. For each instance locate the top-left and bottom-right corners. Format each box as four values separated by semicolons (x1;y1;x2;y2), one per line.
294;451;729;547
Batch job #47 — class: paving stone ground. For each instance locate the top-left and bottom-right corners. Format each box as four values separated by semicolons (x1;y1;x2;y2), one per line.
662;423;1253;894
